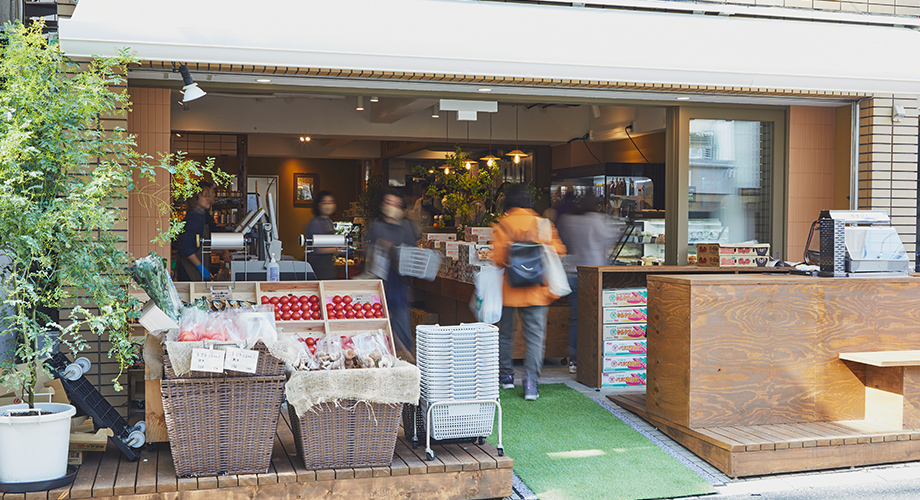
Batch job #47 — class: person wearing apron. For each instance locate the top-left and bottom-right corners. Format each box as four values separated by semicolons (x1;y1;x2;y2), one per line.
176;181;226;281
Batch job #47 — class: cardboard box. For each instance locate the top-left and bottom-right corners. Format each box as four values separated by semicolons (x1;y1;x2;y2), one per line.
602;356;647;372
602;339;648;356
699;255;769;267
697;243;770;267
425;233;457;242
602;288;648;307
444;241;461;260
410;308;438;333
69;428;113;452
68;451;83;466
602;307;647;324
601;370;647;387
602;324;647;340
464;227;494;243
138;300;179;331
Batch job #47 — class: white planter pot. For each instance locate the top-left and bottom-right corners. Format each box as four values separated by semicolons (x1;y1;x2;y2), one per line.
0;403;76;484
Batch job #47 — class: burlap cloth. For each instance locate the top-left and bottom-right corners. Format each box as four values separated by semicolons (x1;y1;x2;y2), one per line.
285;360;420;417
143;329;302;380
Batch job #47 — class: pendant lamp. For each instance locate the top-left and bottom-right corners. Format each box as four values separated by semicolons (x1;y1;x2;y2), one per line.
506;105;529;164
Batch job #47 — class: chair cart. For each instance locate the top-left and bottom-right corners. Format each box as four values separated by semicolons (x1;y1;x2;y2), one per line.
408;323;503;460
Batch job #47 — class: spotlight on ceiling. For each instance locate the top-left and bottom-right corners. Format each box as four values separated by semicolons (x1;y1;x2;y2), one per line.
178;64;206;103
356;96;365;111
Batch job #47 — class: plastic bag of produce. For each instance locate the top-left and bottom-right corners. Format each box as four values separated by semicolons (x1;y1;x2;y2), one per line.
130;253;183;322
470;264;503;324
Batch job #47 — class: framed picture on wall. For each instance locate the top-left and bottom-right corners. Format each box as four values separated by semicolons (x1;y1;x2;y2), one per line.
293;173;318;207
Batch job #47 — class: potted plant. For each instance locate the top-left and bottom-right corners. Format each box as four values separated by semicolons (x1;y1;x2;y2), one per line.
0;21;225;487
413;146;504;231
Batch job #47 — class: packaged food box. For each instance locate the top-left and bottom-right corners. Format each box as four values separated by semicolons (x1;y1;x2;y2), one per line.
425;233;457;242
601;370;647;387
444;241;462;260
601;288;648;307
602;356;647;372
603;324;647;340
602;306;647;324
697;243;770;262
698;254;769;267
464;227;494;242
602;339;647;356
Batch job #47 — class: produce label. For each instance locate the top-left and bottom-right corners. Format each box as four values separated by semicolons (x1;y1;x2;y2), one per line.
224;348;259;373
190;348;226;373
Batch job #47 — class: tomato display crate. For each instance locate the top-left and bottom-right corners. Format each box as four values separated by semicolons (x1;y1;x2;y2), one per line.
287;400;402;469
257;282;326;322
162;340;284;379
160;375;285;477
319;280;388;321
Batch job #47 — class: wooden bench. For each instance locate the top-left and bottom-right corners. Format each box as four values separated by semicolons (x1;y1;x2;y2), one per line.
839;350;920;429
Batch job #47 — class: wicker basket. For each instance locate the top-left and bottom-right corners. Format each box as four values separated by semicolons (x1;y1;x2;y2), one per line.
161;375;285;476
162;340;284;379
288;400;402;469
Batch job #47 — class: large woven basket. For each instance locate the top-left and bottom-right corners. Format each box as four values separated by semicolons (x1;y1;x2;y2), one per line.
162;340;284;379
161;375;285;476
288;400;402;469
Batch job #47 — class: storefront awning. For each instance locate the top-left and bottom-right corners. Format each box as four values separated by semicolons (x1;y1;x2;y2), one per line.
59;0;920;95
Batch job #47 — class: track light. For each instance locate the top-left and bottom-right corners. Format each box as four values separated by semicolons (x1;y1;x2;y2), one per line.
370;96;379;103
178;64;206;103
356;96;365;111
431;104;440;118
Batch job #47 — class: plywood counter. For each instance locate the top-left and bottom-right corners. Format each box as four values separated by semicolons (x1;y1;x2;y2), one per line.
611;273;920;476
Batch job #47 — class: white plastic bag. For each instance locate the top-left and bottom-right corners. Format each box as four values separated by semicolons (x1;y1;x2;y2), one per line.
470;264;503;324
540;219;571;297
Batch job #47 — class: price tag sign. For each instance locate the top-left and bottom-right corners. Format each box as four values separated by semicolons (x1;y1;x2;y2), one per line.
190;348;226;373
210;286;232;301
225;348;259;374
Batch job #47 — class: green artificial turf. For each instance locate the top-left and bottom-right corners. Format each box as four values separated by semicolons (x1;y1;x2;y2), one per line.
488;383;714;500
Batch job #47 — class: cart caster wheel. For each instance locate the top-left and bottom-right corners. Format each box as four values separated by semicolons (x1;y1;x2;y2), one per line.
498;448;504;457
62;357;91;381
126;430;146;448
426;451;435;461
130;421;146;434
476;437;485;445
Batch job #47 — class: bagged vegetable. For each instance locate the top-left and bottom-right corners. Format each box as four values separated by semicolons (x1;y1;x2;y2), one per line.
235;305;278;343
314;335;344;370
352;330;396;368
130;253;183;322
175;306;208;341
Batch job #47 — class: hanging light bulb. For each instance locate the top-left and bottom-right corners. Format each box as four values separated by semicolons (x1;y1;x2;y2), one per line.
479;113;499;168
465;159;475;170
506;105;529;165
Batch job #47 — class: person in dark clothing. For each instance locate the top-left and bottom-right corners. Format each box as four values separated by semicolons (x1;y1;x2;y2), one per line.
366;188;420;361
175;181;228;281
303;190;337;281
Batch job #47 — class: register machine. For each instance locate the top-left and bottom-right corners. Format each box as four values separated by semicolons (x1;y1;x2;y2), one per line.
807;210;909;277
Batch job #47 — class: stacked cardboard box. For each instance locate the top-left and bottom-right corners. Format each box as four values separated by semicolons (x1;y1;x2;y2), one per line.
600;287;648;387
464;227;494;244
697;243;770;267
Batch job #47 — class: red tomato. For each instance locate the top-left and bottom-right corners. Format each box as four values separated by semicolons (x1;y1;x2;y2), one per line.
354;310;365;319
279;296;289;305
363;302;373;311
334;303;344;312
342;295;352;304
281;311;292;321
374;311;384;318
345;311;355;319
291;311;302;320
335;312;345;319
275;312;282;321
305;337;316;346
281;303;291;313
178;331;197;342
290;302;301;312
309;295;319;303
299;295;310;304
312;303;321;312
332;295;342;304
311;311;322;320
270;296;280;305
260;296;270;304
344;304;352;312
372;303;383;311
308;345;316;354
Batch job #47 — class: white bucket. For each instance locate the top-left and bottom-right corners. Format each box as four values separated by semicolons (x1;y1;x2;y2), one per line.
0;403;76;484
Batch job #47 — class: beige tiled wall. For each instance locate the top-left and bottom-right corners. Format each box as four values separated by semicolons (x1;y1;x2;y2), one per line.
126;88;172;262
787;106;838;261
857;94;919;265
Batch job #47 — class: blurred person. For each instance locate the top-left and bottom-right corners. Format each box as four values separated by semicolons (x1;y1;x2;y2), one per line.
367;188;421;361
302;190;337;281
491;183;566;400
176;181;230;281
556;192;620;374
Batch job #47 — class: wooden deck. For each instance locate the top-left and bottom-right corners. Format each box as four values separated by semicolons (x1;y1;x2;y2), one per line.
611;393;920;477
1;410;512;500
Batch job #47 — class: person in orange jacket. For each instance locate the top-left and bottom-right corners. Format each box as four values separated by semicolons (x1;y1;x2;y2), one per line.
491;183;567;401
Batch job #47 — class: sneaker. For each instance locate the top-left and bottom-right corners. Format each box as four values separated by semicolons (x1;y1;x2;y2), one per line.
568;360;577;374
500;375;514;389
523;374;539;401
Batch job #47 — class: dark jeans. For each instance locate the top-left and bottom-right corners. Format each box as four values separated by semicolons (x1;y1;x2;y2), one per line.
499;305;548;383
567;273;578;362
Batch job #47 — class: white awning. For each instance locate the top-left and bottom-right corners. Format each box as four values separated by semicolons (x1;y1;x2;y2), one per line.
59;0;920;95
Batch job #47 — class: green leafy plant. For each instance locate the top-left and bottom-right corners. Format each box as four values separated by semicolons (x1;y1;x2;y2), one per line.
413;146;504;229
0;21;226;407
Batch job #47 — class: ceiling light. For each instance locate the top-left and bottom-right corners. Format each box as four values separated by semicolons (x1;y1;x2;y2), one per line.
508;149;528;164
478;88;492;92
677;96;691;100
369;96;379;103
255;78;271;83
431;104;440;118
299;136;311;142
506;105;529;165
356;96;365;111
175;133;181;137
480;154;499;166
178;64;206;103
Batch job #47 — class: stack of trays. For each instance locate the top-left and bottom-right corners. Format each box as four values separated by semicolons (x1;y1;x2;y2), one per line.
415;323;499;440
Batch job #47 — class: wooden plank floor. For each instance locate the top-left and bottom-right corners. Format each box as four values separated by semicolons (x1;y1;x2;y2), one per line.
610;393;920;477
0;409;512;500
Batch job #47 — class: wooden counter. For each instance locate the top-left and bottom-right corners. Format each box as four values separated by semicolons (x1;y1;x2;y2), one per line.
611;273;920;476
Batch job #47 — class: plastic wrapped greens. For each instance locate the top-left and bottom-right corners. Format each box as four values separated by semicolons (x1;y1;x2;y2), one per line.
129;253;183;322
